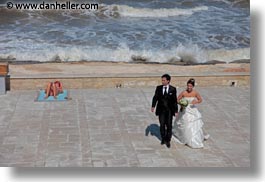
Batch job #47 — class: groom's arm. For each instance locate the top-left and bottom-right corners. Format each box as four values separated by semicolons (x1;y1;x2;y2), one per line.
151;86;159;111
174;88;178;113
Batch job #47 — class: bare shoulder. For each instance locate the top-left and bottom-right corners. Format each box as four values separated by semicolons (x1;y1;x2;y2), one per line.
193;90;202;101
193;89;201;96
180;90;188;96
183;90;198;97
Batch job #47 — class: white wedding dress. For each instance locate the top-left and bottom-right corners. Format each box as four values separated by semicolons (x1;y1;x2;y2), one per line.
172;97;208;149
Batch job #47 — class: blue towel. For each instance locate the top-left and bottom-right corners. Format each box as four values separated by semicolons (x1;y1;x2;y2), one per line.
36;90;69;101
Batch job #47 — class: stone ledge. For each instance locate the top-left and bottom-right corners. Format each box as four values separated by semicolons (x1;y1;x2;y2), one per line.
9;74;250;90
6;62;250;90
9;72;250;79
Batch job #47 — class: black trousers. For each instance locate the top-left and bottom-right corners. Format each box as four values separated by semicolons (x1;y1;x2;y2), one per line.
158;110;173;142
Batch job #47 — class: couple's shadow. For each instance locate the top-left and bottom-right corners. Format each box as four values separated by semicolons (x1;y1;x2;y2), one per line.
145;124;162;141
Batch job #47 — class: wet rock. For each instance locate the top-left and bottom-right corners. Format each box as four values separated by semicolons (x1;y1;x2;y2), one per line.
230;59;250;63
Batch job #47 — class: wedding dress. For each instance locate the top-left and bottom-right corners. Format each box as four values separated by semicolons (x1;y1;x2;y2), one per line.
172;97;208;148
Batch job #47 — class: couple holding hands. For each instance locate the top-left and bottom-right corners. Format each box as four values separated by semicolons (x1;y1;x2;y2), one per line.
151;74;209;149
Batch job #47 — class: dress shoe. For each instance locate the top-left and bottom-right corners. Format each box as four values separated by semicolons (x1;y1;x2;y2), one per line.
166;142;171;148
204;134;210;140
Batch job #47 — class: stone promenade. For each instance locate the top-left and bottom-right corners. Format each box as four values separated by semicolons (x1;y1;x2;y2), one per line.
0;87;250;167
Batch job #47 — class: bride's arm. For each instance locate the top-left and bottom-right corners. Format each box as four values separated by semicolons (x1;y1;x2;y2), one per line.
177;91;184;103
192;91;202;105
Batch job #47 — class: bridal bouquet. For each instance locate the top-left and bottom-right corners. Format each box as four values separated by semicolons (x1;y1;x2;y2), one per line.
179;98;189;108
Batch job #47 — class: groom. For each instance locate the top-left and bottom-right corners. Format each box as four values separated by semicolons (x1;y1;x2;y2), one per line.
151;74;178;148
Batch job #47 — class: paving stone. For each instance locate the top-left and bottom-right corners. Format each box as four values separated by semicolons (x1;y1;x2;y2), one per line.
0;87;250;167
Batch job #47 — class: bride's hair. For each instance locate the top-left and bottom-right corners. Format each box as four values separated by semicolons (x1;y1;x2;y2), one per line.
187;78;195;87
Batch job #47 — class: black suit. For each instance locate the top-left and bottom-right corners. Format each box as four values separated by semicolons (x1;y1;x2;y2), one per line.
152;85;178;143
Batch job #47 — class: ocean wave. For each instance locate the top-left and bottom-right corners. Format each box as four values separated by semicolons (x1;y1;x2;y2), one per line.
105;4;208;18
0;43;249;64
206;48;250;62
0;3;208;19
212;0;249;8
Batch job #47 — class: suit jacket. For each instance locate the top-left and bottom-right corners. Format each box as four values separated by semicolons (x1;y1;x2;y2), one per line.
152;85;178;116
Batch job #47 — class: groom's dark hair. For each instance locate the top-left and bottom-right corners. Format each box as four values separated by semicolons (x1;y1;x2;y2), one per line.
161;74;171;82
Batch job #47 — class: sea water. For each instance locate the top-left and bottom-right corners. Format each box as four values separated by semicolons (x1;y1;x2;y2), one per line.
0;0;250;63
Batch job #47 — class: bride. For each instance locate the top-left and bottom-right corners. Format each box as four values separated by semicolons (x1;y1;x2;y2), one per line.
172;78;209;148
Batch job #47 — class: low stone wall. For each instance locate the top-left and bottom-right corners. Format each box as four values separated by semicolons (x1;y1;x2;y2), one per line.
9;74;250;90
